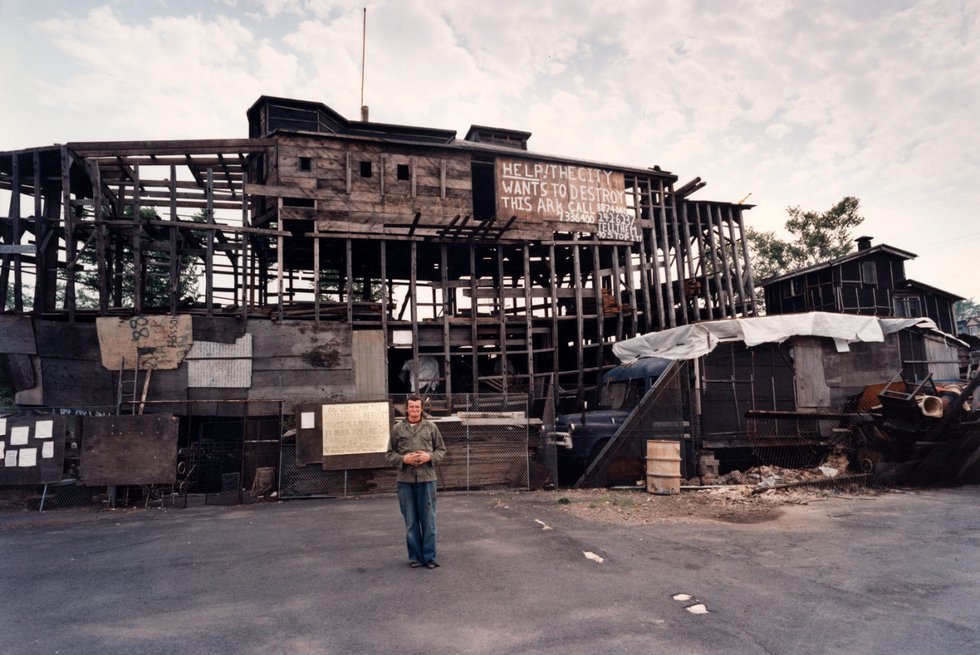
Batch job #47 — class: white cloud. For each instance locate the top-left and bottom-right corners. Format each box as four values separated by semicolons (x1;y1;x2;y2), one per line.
2;0;978;298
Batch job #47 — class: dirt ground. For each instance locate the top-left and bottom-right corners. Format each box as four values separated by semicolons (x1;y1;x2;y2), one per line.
523;481;880;525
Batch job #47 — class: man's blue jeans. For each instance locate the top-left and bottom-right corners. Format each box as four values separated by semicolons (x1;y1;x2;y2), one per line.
397;480;437;564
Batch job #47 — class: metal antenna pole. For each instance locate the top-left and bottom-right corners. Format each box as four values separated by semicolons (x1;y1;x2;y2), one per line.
360;7;367;114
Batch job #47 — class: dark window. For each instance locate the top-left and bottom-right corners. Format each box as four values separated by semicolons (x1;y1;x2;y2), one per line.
471;160;496;220
299;157;312;172
861;261;878;285
894;294;921;318
283;197;315;208
360;161;373;178
397;163;410;181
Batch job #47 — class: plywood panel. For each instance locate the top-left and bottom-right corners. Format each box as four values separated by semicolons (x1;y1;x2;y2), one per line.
0;353;35;391
793;338;832;408
35;320;100;360
248;369;355;392
353;330;387;397
96;315;193;370
248;321;351;365
192;316;246;344
0;316;36;354
41;358;115;407
79;415;179;485
293;403;322;466
0;415;66;485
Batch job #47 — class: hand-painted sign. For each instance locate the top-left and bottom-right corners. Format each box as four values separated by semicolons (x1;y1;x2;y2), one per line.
321;401;391;457
96;315;193;370
495;158;639;240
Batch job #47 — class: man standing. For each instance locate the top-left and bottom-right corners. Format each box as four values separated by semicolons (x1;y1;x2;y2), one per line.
386;395;446;569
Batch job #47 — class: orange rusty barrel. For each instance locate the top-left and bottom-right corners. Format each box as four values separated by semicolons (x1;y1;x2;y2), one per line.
646;440;681;495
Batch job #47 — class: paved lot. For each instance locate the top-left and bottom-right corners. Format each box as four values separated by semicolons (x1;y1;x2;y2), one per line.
1;486;978;654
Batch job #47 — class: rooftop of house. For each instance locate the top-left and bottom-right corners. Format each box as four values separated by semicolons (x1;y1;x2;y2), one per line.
760;237;917;286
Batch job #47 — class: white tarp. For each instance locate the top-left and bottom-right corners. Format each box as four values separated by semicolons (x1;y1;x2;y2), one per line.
612;312;946;362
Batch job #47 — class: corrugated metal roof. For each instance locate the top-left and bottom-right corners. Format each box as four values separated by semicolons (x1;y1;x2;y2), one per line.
187;334;252;388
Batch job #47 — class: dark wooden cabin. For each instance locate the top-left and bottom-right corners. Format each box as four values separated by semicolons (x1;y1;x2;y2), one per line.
761;236;960;334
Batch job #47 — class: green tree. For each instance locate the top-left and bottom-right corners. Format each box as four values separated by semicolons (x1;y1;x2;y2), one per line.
75;207;202;309
747;196;865;281
954;298;980;323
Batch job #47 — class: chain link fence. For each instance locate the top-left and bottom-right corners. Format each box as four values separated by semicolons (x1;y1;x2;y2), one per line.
1;393;535;512
279;393;532;499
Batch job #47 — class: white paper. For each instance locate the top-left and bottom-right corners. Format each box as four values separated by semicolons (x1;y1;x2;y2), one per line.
35;419;54;439
4;450;17;467
42;441;54;459
18;448;37;467
0;418;6;435
301;411;315;429
10;426;29;446
0;442;5;459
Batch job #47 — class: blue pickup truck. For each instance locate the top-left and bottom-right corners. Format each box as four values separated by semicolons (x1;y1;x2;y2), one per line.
552;357;671;475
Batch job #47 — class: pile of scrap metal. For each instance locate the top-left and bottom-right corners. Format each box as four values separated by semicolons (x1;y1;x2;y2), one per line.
750;368;980;486
840;369;980;485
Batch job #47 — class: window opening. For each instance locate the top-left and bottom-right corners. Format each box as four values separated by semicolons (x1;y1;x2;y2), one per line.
299;157;312;172
861;261;877;285
471;160;496;221
397;163;410;181
360;161;373;178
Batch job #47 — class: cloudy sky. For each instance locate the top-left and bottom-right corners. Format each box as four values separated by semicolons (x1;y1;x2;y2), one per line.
2;0;978;302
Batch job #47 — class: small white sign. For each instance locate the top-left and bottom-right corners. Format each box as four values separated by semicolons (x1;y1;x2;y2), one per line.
42;441;54;459
301;412;315;430
35;420;54;439
5;450;17;467
10;426;29;446
0;418;6;435
0;442;5;459
19;448;37;467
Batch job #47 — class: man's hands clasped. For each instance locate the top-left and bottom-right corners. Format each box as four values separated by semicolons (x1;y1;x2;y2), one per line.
403;451;432;467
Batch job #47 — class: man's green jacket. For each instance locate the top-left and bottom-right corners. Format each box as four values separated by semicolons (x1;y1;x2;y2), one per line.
385;419;446;483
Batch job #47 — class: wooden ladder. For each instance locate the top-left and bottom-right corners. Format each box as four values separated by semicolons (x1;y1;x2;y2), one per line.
116;353;153;415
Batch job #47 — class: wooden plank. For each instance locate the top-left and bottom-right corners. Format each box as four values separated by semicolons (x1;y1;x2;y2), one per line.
572;238;585;403
249;368;354;388
35;320;100;360
322;453;389;471
248;321;351;368
353;330;387;397
0;353;35;391
294;402;323;466
40;358;115;406
0;316;37;353
441;243;452;402
192;316;247;343
79;415;179;486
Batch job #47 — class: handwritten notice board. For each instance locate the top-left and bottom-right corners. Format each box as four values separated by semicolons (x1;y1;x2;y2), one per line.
495;158;639;241
0;415;67;485
294;401;392;470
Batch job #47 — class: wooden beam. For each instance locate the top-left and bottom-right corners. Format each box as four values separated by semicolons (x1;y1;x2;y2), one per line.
656;179;676;328
572;236;584;404
63;146;77;318
441;243;452;405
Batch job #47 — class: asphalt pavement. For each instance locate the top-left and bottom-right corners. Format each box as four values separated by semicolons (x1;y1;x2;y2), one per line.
0;486;977;654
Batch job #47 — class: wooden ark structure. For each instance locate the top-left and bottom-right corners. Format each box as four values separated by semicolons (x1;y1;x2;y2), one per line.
0;96;757;422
